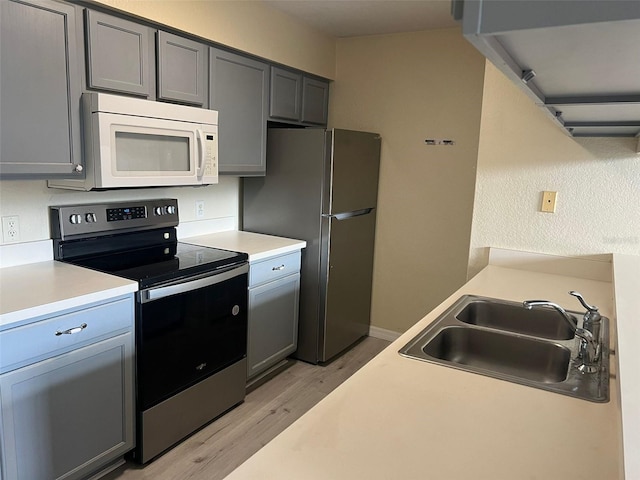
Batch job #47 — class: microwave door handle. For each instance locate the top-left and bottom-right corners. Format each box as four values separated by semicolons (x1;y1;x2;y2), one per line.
196;129;205;178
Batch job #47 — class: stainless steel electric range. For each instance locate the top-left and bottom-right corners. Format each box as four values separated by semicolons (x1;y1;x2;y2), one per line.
50;199;248;464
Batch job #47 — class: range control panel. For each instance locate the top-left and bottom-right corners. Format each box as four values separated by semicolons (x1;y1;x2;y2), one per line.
50;199;179;240
107;206;147;222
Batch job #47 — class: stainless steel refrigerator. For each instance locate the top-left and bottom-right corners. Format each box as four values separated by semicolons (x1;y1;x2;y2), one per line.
243;128;381;364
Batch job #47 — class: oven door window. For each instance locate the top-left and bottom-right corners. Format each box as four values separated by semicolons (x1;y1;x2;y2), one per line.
137;272;247;410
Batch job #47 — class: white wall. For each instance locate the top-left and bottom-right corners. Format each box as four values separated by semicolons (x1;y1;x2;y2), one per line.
329;28;486;334
468;62;640;278
0;178;240;244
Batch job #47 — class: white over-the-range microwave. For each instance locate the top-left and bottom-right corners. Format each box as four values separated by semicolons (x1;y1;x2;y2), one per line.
49;92;218;190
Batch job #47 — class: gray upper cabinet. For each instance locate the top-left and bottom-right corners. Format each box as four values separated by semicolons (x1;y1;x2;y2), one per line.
157;30;208;107
301;77;329;125
85;9;155;98
456;0;640;137
269;66;329;126
210;47;269;176
0;0;84;179
269;67;303;121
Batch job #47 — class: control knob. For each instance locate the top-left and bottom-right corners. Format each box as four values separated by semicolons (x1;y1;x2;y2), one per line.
69;214;82;225
166;205;176;215
154;206;164;216
85;213;97;223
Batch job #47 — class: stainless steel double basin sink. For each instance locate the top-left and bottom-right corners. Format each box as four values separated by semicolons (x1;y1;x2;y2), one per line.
399;295;609;402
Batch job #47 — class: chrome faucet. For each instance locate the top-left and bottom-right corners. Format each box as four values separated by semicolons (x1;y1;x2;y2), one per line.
523;293;600;373
569;291;602;358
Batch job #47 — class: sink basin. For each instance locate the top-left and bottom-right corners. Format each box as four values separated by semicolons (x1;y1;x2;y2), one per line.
399;295;609;402
423;326;571;383
455;300;575;340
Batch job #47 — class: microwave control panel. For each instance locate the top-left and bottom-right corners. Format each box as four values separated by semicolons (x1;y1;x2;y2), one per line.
203;132;217;178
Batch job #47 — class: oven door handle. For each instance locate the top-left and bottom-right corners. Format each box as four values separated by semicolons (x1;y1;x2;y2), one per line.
140;264;248;303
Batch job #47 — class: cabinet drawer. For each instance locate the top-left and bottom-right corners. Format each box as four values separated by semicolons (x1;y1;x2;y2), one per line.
250;251;301;287
0;295;134;373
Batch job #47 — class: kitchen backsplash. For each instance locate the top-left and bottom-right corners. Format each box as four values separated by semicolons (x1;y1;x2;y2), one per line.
0;177;240;245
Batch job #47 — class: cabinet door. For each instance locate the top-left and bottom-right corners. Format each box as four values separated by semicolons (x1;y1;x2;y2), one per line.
157;30;207;107
302;77;329;125
85;9;155;98
269;66;302;121
247;273;300;379
210;48;269;176
0;0;83;178
0;333;134;480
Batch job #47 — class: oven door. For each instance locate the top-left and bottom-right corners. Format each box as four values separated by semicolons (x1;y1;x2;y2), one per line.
137;264;248;410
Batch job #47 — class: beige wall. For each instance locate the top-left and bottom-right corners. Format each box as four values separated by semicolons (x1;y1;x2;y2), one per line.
329;28;486;333
92;0;336;79
468;62;640;278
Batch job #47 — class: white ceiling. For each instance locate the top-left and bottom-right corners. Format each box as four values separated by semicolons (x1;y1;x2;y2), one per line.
262;0;459;38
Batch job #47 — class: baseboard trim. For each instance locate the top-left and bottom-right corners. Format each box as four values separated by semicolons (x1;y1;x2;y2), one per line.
368;325;402;342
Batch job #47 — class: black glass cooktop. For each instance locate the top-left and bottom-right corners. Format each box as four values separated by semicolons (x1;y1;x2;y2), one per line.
66;242;247;289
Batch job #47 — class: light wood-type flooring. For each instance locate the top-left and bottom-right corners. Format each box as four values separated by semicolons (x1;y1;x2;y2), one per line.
103;336;390;480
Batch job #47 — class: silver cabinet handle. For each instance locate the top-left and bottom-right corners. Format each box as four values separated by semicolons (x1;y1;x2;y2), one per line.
55;323;87;336
272;264;285;271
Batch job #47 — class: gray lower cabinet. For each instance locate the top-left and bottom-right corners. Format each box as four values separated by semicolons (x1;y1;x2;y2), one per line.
85;9;155;98
157;30;208;107
210;47;269;176
247;251;301;380
0;0;84;178
269;66;329;126
0;295;135;480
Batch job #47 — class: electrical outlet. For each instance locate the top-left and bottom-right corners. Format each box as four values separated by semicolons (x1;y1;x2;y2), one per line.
2;215;20;243
196;200;205;219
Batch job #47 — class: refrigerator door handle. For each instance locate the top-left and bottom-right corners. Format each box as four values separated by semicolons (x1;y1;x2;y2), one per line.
322;208;374;221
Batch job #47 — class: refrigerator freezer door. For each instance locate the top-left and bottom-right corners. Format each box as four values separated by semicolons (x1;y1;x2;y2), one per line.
320;209;377;361
324;129;381;215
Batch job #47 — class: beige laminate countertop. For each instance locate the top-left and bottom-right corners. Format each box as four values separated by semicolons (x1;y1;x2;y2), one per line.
225;265;623;480
0;261;138;329
182;231;306;262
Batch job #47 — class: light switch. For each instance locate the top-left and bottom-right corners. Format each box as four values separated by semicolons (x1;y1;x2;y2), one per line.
541;191;557;213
